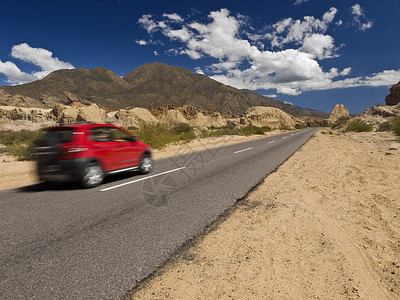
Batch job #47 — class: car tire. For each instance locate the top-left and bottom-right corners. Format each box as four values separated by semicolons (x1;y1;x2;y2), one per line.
81;162;104;188
139;155;153;174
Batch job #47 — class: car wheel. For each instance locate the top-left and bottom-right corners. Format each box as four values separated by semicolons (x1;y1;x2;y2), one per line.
139;155;153;174
81;162;104;188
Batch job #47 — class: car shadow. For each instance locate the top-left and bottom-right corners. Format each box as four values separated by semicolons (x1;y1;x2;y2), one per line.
15;171;143;193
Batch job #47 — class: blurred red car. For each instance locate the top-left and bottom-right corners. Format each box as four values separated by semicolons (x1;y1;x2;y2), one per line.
35;123;153;188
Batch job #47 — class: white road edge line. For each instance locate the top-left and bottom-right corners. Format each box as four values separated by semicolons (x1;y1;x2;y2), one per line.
282;136;288;139
234;147;253;154
268;140;276;144
100;167;186;192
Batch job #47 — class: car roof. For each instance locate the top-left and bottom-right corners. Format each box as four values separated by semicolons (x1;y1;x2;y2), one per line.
48;123;119;130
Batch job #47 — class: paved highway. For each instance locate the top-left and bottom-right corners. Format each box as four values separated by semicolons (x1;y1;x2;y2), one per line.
0;128;318;299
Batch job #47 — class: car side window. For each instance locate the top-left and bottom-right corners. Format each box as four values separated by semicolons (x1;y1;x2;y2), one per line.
91;127;113;142
112;128;133;142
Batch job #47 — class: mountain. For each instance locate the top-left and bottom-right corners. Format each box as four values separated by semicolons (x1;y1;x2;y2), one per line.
0;62;328;117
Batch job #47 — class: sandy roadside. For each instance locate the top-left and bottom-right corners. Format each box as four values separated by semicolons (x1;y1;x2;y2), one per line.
0;131;280;191
132;130;400;299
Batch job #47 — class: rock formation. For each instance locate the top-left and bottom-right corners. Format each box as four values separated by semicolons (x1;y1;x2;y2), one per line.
244;106;295;129
328;104;349;124
158;110;189;126
0;106;56;130
76;103;106;123
114;107;158;128
189;112;227;128
385;81;400;106
359;103;400;125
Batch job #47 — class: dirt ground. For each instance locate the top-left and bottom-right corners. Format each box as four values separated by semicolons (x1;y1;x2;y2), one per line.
132;130;400;300
1;130;399;299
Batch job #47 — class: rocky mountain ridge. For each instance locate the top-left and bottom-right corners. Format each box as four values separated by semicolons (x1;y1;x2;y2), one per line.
0;62;329;118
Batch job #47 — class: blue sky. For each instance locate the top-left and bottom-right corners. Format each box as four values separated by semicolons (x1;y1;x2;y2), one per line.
0;0;399;114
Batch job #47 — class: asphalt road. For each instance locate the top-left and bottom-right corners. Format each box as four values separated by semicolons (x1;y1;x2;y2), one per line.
0;128;318;299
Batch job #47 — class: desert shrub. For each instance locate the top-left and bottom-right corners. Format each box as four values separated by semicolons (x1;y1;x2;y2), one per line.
200;124;240;138
392;116;400;136
332;116;350;129
345;119;373;132
131;124;196;149
295;123;307;129
0;130;42;160
171;123;194;134
240;125;271;136
279;125;293;131
376;121;393;132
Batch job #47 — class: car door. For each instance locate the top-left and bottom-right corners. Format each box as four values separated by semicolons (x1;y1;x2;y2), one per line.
90;126;122;171
110;127;141;169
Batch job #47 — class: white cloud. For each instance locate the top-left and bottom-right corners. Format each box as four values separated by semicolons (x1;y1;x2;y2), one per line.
351;4;373;31
138;9;396;96
265;94;277;98
0;43;74;85
195;67;204;74
136;40;148;45
294;0;310;5
163;13;184;23
153;50;159;56
300;34;338;59
0;60;37;84
267;7;337;49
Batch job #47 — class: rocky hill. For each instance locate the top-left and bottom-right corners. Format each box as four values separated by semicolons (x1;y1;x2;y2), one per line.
385;81;400;105
0;63;328;118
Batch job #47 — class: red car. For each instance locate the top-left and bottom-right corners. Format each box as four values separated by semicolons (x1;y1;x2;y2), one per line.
35;124;153;188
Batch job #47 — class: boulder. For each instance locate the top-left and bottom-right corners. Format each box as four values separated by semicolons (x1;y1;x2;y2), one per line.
158;109;188;126
385;81;400;106
114;107;158;128
77;104;107;123
189;112;227;128
328;104;349;124
244;106;295;129
51;104;79;124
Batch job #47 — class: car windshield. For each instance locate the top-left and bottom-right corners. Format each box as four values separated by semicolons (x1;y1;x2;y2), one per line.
44;128;75;144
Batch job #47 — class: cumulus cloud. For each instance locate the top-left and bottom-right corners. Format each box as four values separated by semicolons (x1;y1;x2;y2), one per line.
351;4;373;31
267;7;337;51
138;9;396;96
0;43;74;85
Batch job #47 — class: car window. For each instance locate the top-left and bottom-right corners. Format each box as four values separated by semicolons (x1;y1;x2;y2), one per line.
44;128;74;144
91;127;113;142
111;128;133;142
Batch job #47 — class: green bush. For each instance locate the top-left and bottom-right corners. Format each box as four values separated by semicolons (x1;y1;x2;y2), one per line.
279;125;293;131
392;116;400;136
295;123;307;129
345;119;373;132
240;125;272;136
376;121;393;132
131;124;196;149
332;116;350;129
0;130;42;160
200;125;240;138
171;123;194;134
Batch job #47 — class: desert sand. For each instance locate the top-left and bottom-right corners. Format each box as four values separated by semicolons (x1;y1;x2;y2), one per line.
1;130;399;299
132;130;400;299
